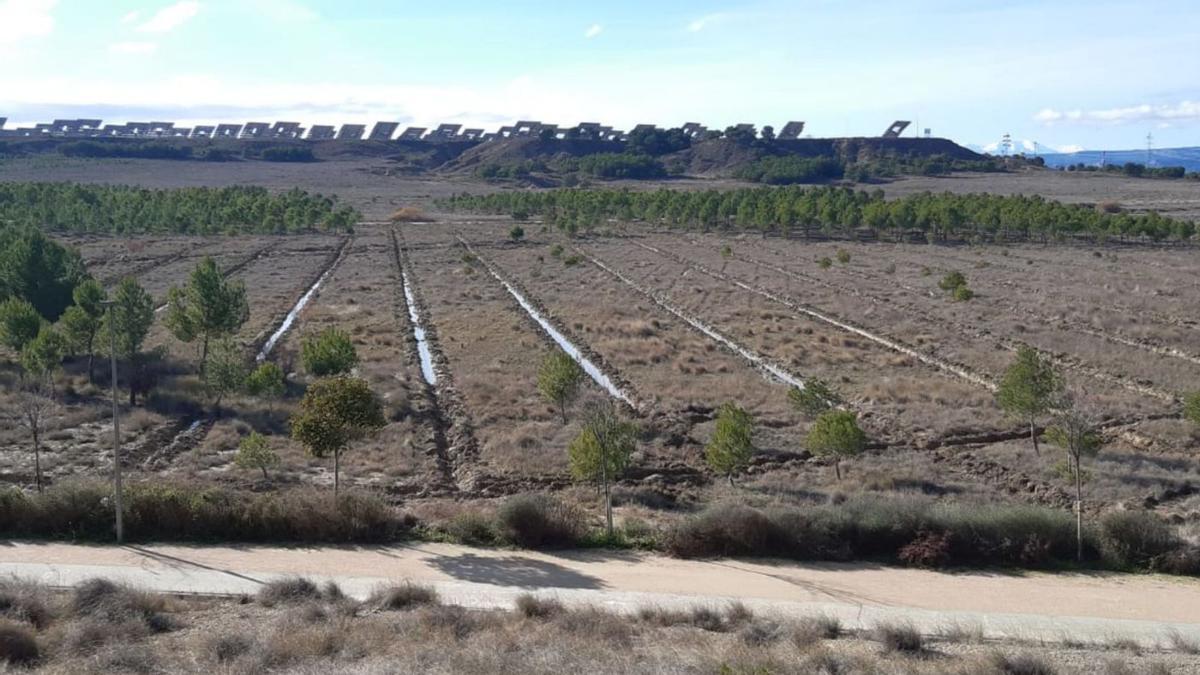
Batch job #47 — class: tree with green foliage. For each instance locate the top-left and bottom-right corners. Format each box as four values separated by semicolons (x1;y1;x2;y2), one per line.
301;327;358;376
204;338;248;413
995;346;1063;456
1045;402;1102;561
16;325;67;493
246;362;287;400
290;377;386;495
538;351;585;423
57;280;107;383
235;431;280;480
788;379;842;417
0;226;87;320
165;257;249;376
508;225;525;242
705;403;755;485
806;410;867;480
568;403;638;537
103;277;155;405
0;298;42;355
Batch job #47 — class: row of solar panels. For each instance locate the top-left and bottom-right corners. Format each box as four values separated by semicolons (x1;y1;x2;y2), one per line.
0;118;909;141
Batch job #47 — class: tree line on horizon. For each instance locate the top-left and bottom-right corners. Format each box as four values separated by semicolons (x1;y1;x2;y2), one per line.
0;183;359;235
440;185;1196;243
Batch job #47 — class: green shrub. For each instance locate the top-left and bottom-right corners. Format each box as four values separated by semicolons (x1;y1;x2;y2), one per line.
787;380;841;417
549;244;564;259
301;327;359;376
953;285;975;302
1097;510;1180;568
508;225;525;242
818;257;832;270
835;249;850;264
245;362;286;399
443;511;498;546
563;254;583;266
495;494;585;548
1184;392;1200;425
939;271;967;292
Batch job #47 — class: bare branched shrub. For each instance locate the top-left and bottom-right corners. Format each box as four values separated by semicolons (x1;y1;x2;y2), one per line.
0;579;53;629
0;619;39;666
874;621;924;654
514;594;564;619
257;577;322;607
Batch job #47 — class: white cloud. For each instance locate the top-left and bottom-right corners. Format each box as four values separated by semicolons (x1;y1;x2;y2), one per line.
110;41;159;55
1035;101;1200;126
686;13;726;32
136;1;200;34
0;0;58;46
1056;144;1085;154
120;10;140;24
584;23;603;39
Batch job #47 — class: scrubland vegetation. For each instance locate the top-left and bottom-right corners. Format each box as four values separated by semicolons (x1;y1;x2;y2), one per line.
0;576;1193;674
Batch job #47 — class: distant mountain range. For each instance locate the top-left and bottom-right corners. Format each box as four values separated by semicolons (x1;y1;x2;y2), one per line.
1037;146;1200;172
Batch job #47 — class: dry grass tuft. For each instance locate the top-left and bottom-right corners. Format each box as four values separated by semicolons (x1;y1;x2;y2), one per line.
874;621;924;654
991;652;1060;675
514;593;564;619
257;577;322;607
0;619;39;666
0;578;54;629
390;206;430;222
368;582;439;611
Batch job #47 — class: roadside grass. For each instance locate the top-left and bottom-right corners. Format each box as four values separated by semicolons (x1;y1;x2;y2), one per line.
3;577;1195;673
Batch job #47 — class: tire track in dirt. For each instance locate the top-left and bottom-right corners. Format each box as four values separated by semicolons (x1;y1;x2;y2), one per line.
392;227;478;493
99;240;210;287
153;239;284;313
254;236;352;361
456;235;642;413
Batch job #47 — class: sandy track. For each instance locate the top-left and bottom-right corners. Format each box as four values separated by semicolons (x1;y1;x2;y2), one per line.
3;541;1198;646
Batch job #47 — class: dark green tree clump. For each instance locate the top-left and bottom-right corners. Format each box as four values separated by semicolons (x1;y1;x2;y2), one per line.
995;346;1063;455
0;226;88;320
0;183;359;234
806;410;867;480
438;186;1195;243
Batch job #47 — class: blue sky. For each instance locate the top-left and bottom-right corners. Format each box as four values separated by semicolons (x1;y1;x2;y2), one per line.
1;0;1198;151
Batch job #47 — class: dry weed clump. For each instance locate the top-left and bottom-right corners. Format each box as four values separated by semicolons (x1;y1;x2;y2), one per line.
390;206;430;222
367;582;439;611
257;577;322;607
0;619;39;666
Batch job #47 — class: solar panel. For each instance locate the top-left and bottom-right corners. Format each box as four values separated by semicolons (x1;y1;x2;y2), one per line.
733;123;755;133
336;124;365;140
883;121;911;138
461;128;484;141
631;124;656;133
0;117;7;130
270;122;303;139
513;120;542;136
778;121;805;140
171;127;192;138
369;122;400;141
191;125;215;138
214;124;243;138
429;123;462;140
77;119;102;130
241;122;270;139
398;126;426;141
308;125;336;141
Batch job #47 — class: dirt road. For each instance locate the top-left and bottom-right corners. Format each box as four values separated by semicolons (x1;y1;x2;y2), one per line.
2;541;1197;646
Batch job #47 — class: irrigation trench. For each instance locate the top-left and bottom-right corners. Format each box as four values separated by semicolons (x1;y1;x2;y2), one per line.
456;235;639;410
256;237;353;362
391;228;478;492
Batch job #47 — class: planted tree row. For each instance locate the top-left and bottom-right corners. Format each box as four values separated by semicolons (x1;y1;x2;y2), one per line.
440;186;1195;243
0;183;359;235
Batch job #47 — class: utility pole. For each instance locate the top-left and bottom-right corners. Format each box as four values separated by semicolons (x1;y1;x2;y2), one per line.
102;301;124;544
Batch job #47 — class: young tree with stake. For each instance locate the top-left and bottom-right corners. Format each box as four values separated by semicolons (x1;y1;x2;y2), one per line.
1045;400;1101;562
806;410;867;480
58;279;106;383
290;377;385;495
102;278;154;405
996;346;1063;455
567;403;638;538
538;351;584;423
16;326;67;492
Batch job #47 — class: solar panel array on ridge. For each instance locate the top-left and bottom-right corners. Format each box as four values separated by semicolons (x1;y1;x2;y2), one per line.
337;124;365;140
369;122;399;141
308;125;336;140
398;127;426;141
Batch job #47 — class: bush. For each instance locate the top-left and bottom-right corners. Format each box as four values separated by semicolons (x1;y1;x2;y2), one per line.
897;530;953;567
245;362;286;399
953;285;975;302
874;621;923;653
368;583;439;611
260;146;315;163
665;503;781;558
1097;511;1180;568
515;594;564;619
1184;392;1200;425
0;579;53;629
991;653;1059;674
508;225;525;242
0;619;38;666
818;257;832;270
0;481;410;544
444;511;498;546
257;578;321;607
835;249;851;264
939;271;967;292
301;327;359;376
70;578;173;633
495;494;585;548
